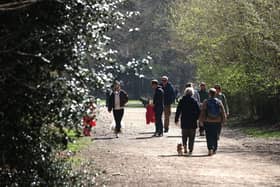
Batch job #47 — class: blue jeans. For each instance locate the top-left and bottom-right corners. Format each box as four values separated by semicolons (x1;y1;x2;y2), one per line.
204;122;220;151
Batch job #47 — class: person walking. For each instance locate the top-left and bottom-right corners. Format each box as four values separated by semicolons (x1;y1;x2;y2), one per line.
108;81;128;138
175;87;200;155
185;82;200;103
151;80;164;137
214;84;229;139
160;76;175;133
198;82;208;136
214;84;229;117
199;88;227;156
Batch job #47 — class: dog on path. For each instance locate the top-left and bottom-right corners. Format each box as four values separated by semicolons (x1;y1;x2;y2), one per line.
177;143;183;155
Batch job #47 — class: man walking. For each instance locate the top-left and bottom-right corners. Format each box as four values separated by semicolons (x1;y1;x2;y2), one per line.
160;76;175;133
214;84;229;117
108;81;128;138
151;80;164;137
214;84;229;139
198;82;208;136
199;88;227;156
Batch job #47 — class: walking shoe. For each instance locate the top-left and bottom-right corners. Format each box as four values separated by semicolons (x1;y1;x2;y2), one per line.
213;149;217;154
208;149;214;156
115;133;119;138
164;128;169;133
183;146;187;154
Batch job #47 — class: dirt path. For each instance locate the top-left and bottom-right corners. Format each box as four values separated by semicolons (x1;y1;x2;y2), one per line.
79;107;280;187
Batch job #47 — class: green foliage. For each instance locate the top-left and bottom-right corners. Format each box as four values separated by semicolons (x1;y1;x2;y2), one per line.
169;0;280;120
67;137;92;154
244;128;280;138
0;0;137;186
107;0;196;99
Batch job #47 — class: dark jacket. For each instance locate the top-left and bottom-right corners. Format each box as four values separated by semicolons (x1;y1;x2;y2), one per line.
160;82;175;106
198;90;208;103
108;89;128;112
153;86;164;111
175;95;200;129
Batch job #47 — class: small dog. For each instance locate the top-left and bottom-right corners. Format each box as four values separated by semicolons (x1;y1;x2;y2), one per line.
177;143;183;155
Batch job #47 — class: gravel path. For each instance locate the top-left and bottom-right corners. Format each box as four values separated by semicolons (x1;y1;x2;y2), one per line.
79;107;280;187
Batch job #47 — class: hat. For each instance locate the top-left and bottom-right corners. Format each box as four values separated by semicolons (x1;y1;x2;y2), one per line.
151;79;158;85
161;76;168;81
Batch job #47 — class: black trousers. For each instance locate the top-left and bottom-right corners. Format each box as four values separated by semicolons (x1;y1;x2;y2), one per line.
113;109;124;133
181;129;196;152
198;121;205;134
154;107;163;134
204;122;220;151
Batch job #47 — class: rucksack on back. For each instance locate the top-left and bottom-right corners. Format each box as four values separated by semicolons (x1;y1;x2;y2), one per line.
206;98;220;118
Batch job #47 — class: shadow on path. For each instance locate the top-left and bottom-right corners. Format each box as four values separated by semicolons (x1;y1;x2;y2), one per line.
92;137;115;140
138;132;155;135
158;154;209;158
166;135;181;138
134;136;154;140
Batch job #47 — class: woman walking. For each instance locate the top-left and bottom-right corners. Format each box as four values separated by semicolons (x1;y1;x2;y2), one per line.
175;87;200;155
108;81;128;138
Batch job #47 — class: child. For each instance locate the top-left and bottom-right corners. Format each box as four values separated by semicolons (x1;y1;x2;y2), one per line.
83;99;97;136
146;99;155;125
83;111;96;136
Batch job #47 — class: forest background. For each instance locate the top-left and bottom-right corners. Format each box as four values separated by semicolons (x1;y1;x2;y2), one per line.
0;0;279;186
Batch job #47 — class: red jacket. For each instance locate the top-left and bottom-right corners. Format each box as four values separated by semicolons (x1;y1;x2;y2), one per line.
146;104;155;124
83;116;96;127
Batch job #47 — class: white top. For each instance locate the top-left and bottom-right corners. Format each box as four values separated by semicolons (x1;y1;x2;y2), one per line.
114;91;123;110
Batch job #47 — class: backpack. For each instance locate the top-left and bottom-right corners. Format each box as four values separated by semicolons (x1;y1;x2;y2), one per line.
206;98;220;118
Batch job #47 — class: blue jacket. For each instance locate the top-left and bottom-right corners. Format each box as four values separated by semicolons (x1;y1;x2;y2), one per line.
175;95;200;129
160;82;175;106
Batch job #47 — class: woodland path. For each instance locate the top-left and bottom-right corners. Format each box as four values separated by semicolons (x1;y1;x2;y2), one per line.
78;107;280;187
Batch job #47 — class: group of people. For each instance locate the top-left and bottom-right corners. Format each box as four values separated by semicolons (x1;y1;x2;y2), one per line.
151;76;229;156
106;77;229;156
151;76;176;136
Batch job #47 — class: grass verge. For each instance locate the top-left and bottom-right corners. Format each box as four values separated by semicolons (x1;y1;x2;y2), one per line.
228;117;280;139
97;99;144;107
243;128;280;138
64;129;92;165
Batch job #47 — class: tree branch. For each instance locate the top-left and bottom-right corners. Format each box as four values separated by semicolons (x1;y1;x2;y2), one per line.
0;0;38;11
16;51;51;63
0;0;63;11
